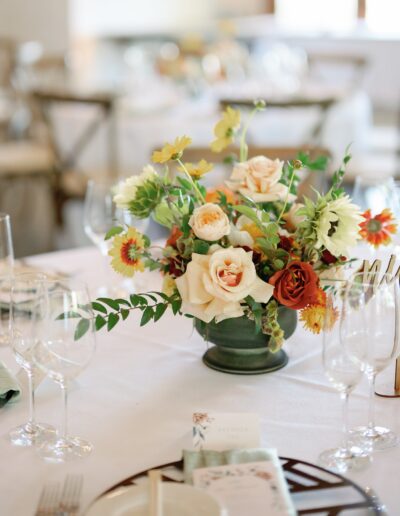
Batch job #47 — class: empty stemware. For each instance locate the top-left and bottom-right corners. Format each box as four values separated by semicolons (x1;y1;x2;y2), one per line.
319;280;370;473
8;272;56;446
342;272;400;450
0;213;15;346
33;279;96;462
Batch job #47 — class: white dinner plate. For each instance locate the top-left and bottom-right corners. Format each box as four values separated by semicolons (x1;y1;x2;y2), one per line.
85;482;224;516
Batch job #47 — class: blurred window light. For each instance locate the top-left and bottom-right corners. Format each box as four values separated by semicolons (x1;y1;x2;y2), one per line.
275;0;358;33
366;0;400;35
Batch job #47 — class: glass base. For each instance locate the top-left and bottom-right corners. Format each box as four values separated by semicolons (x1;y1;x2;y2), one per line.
318;446;371;473
38;435;93;463
9;422;56;447
350;425;398;451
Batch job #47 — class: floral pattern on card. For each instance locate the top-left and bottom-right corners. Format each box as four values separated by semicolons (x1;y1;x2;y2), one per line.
193;412;215;450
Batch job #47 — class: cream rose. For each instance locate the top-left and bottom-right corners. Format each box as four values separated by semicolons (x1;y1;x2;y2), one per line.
175;247;274;323
189;203;230;241
226;155;296;203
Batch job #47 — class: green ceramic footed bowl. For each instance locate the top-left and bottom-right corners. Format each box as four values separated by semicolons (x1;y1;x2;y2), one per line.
195;307;297;375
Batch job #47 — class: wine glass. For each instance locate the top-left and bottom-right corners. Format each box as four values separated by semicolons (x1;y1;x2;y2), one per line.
0;213;15;346
319;280;370;472
83;179;148;296
8;272;56;446
342;272;400;450
33;279;96;462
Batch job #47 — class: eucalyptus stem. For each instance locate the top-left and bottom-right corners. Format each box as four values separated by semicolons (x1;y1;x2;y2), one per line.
176;158;205;204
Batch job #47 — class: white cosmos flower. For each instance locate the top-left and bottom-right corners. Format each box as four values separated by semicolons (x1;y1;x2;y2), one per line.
113;165;157;210
315;195;363;256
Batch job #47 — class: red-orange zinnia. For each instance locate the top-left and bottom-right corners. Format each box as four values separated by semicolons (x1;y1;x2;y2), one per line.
359;209;397;248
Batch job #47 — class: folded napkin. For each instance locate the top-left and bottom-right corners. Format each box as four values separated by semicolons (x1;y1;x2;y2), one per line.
0;362;20;407
183;447;280;484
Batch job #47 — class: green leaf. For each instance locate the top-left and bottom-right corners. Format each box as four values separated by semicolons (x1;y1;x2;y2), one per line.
121;308;130;320
74;318;90;340
235;205;260;224
115;298;131;307
107;312;119;331
193;240;210;255
171;299;182;315
56;311;81;320
91;302;107;314
95;314;107;331
97;298;120;311
154;303;168;322
140;306;154;326
104;226;124;240
130;294;141;306
177;176;192;190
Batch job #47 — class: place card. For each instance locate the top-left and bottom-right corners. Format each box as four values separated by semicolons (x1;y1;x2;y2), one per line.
193;461;296;516
192;412;261;451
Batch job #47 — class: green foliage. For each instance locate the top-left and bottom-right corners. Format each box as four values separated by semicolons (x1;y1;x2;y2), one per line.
128;177;164;218
69;291;183;339
193;239;210;255
104;226;124;240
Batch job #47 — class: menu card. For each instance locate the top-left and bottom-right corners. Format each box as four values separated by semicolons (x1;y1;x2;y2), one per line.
193;461;296;516
192;412;261;451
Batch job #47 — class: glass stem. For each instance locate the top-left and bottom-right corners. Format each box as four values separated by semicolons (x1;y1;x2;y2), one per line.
26;370;36;432
60;381;69;441
341;391;350;451
367;373;376;432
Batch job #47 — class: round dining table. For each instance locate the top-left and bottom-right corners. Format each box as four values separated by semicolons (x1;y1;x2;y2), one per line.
0;246;399;515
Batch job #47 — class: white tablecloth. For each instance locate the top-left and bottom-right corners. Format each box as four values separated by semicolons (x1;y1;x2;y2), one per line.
0;246;399;515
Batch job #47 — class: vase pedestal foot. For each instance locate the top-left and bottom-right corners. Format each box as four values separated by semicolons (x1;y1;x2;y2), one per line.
202;346;288;375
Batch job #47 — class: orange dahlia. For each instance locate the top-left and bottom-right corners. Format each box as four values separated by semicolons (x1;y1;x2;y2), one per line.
359;209;397;248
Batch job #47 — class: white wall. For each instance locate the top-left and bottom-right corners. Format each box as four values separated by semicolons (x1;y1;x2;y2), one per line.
0;0;68;53
69;0;215;36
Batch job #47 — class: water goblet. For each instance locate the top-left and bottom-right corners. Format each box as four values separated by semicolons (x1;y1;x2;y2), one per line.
318;280;370;472
0;213;15;346
8;272;56;446
342;272;400;450
33;279;96;462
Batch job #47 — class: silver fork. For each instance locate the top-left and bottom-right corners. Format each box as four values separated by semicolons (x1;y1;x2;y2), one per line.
35;482;61;516
58;474;83;516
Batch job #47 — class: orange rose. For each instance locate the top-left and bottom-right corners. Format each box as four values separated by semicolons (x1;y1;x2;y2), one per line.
269;262;319;310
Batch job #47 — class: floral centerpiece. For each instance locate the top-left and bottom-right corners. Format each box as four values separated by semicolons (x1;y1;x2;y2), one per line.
75;101;397;374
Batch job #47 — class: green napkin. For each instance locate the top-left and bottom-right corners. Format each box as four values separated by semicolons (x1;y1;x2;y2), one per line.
0;362;20;408
183;448;280;484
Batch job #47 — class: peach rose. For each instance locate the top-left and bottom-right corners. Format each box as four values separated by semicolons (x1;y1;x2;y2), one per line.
175;247;273;323
189;203;230;241
226;156;296;203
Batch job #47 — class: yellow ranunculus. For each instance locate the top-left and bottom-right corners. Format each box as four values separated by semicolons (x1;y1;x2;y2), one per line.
211;107;241;153
152;136;192;163
179;159;213;179
108;227;145;277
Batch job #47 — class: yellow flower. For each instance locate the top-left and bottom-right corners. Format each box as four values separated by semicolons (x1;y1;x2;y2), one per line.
211;106;241;153
162;274;176;296
300;303;338;335
152;136;192;163
179;159;213;179
108;227;145;277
